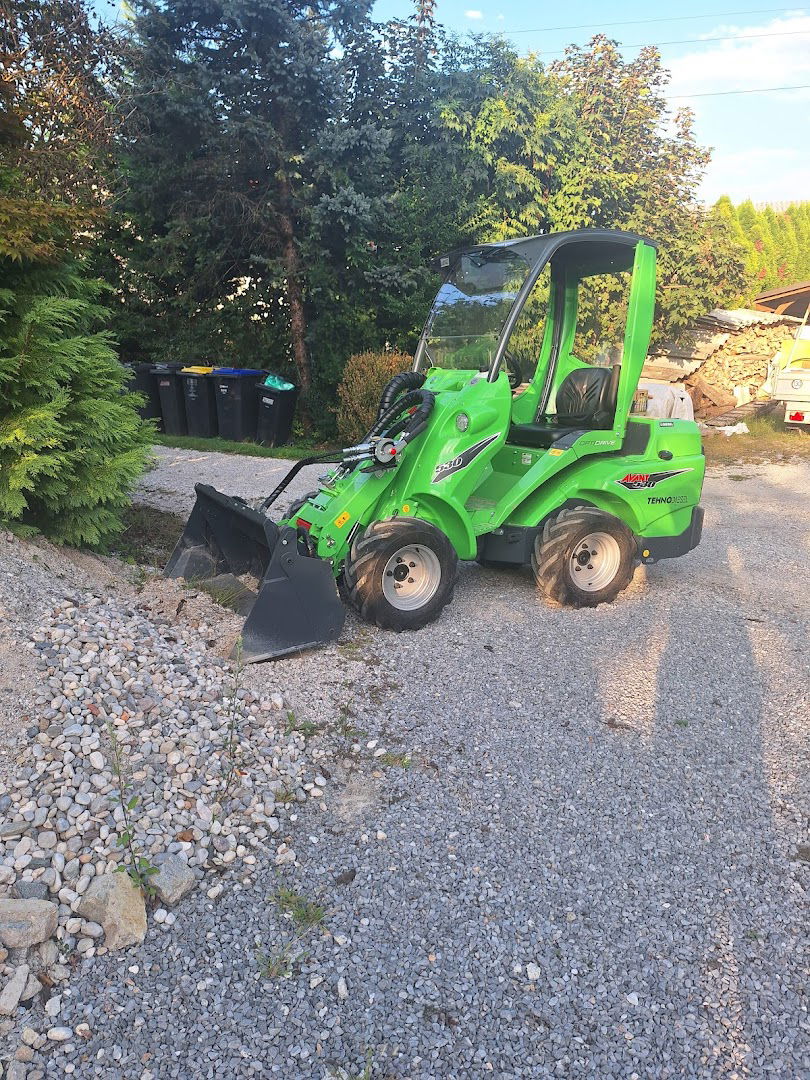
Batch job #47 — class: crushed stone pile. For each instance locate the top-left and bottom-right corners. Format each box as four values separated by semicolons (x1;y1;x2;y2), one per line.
0;535;330;1047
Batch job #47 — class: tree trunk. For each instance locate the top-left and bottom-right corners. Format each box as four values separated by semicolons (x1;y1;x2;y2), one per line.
277;173;312;398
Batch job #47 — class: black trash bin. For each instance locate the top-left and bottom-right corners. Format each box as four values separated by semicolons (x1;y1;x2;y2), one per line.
211;368;264;441
181;366;218;438
256;374;298;447
124;362;163;428
152;362;187;435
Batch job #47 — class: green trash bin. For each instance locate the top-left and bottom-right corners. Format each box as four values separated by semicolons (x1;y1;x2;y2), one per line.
256;374;298;447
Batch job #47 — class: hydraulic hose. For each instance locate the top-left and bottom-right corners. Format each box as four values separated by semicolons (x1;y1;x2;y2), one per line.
396;389;435;444
261;378;434;512
376;370;426;423
367;388;434;443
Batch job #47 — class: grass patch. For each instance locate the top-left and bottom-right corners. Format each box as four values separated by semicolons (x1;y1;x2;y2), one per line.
378;751;412;769
154;433;334;460
703;413;810;465
273;886;326;931
110;504;185;567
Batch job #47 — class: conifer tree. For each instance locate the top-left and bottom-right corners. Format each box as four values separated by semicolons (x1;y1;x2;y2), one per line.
0;10;152;546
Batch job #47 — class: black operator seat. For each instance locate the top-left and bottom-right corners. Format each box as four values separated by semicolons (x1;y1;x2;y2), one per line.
508;364;620;449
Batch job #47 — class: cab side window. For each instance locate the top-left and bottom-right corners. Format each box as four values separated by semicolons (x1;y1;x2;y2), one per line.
570;271;631;366
504;264;552;387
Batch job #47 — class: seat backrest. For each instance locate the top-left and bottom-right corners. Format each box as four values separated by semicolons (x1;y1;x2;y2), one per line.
555;364;619;428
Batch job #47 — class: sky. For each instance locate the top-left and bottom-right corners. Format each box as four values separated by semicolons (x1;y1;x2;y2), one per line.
371;1;810;205
88;0;810;205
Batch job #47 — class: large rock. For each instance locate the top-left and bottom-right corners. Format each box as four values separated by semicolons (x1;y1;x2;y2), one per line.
152;855;196;906
0;900;58;949
0;964;30;1016
76;873;146;951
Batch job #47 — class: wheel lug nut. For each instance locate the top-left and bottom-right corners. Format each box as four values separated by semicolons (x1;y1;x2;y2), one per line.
408;577;414;583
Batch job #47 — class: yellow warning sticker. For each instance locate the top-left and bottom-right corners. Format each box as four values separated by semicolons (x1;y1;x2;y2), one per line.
333;511;350;528
548;448;566;457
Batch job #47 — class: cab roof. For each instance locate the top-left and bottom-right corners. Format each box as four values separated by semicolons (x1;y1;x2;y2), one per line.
440;227;656;278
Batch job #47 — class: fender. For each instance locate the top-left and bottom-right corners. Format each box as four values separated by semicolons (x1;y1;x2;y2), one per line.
379;490;477;561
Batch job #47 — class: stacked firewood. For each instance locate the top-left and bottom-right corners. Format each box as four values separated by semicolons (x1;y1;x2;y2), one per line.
681;322;792;416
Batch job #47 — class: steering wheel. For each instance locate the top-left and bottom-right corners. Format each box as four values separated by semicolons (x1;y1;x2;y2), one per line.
503;351;523;391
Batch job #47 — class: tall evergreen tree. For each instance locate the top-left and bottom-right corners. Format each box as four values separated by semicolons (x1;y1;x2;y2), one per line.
0;10;151;546
116;0;372;402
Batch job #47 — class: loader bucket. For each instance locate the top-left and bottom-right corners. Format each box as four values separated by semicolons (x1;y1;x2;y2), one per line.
164;484;345;662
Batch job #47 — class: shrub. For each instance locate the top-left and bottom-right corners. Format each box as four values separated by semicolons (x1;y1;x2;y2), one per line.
0;264;153;546
335;349;413;444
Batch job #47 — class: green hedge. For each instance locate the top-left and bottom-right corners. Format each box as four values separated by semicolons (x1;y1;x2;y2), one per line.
0;265;153;546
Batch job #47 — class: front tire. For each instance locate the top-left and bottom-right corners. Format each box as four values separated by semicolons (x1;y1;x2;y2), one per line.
344;518;458;631
532;506;637;607
286;489;318;520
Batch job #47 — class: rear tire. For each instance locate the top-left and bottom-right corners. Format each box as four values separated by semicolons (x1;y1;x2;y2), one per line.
344;518;458;631
532;505;637;607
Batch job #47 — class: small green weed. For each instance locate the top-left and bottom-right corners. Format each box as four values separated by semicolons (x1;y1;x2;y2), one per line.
220;639;245;801
285;710;320;738
256;945;295;979
335;710;364;740
330;1050;374;1080
105;719;159;894
674;719;689;728
273;886;326;931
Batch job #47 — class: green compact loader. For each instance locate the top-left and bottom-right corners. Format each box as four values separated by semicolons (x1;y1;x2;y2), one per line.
165;228;705;661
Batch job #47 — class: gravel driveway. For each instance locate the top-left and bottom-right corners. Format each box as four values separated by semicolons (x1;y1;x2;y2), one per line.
51;450;809;1077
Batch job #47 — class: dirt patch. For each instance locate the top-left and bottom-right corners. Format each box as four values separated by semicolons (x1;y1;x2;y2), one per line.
111;503;186;568
332;772;384;822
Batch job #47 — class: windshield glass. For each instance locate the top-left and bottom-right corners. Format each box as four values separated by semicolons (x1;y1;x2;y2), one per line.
419;248;532;371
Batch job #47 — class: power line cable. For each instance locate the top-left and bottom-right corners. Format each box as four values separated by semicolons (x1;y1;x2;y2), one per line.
535;28;810;58
669;82;810;97
506;8;801;35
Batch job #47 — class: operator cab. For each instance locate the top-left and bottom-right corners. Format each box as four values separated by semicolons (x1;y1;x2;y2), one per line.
414;229;657;449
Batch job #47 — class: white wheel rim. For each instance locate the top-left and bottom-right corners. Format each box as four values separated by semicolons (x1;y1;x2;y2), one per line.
382;544;442;610
567;530;621;592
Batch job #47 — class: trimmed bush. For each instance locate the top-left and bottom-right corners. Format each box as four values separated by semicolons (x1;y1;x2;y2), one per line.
335;350;413;445
0;265;153;546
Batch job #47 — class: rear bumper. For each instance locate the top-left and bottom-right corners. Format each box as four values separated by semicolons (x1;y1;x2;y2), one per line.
639;506;704;563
